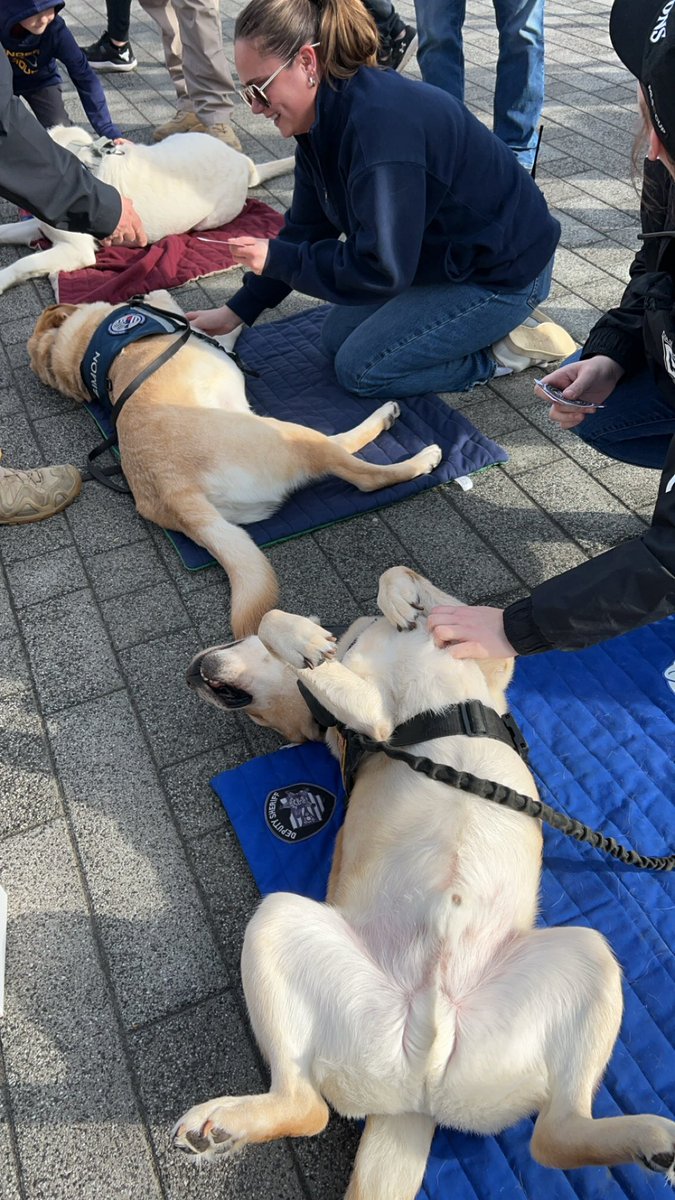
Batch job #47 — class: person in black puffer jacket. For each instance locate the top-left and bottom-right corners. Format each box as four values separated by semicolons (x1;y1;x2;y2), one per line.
429;0;675;661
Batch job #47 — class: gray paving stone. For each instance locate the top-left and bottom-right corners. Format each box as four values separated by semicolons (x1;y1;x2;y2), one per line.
118;629;226;767
450;468;590;587
65;480;149;555
0;509;73;567
383;486;519;601
267;537;356;626
0;636;61;839
161;748;236;838
47;692;229;1026
0;572;16;642
129;991;310;1200
313;513;410;606
187;825;261;969
6;545;87;608
85;538;168;600
18;588;122;713
0;388;23;419
0;1082;21;1200
516;458;647;554
102;580;191;650
0;822;161;1199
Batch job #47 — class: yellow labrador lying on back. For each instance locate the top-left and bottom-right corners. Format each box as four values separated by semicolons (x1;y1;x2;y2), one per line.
174;566;675;1197
27;299;441;636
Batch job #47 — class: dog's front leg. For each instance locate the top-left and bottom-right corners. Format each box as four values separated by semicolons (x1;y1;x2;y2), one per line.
258;609;394;742
377;565;458;629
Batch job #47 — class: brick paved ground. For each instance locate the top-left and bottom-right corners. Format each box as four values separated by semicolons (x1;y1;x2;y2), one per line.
0;2;661;1197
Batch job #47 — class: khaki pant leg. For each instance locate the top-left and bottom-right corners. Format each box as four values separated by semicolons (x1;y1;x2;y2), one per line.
172;0;235;122
137;0;190;110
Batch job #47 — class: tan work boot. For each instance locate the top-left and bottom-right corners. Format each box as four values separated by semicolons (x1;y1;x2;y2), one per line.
152;109;201;142
193;120;242;152
0;460;82;524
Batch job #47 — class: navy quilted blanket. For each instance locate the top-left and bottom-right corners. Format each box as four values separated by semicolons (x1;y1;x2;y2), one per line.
211;616;675;1199
83;307;507;569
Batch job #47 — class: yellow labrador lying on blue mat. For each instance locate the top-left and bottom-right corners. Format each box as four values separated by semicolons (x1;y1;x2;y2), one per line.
27;297;440;637
175;566;675;1198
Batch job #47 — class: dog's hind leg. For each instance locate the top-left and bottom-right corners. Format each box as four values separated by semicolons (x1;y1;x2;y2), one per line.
307;436;442;493
530;927;675;1183
329;401;401;452
173;892;408;1165
345;1114;435;1200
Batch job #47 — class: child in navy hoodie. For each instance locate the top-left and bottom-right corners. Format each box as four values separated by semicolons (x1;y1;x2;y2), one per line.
1;1;121;137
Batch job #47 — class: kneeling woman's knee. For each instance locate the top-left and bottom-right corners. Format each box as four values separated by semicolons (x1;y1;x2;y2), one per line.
333;346;386;397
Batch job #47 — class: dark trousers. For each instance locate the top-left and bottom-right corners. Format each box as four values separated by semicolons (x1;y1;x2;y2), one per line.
23;86;71;130
106;0;132;42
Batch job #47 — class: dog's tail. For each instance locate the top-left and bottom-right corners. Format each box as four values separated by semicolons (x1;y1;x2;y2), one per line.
193;516;279;637
247;156;296;187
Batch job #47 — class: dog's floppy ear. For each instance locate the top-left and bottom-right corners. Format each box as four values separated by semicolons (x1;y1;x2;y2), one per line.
36;303;78;332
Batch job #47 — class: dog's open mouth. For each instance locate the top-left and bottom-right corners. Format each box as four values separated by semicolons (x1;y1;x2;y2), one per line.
186;647;253;709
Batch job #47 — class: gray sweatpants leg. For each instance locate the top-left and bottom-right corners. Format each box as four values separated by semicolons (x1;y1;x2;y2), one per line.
138;0;235;121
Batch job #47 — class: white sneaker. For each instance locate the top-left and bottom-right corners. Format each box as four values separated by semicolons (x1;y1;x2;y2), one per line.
491;321;577;372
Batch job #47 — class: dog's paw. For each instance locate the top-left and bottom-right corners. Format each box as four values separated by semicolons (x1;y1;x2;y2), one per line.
637;1120;675;1186
377;566;425;631
415;444;442;474
173;1098;251;1162
375;400;400;430
258;610;337;670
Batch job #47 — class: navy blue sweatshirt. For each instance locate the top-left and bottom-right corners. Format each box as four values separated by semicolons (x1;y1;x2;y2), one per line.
1;0;120;139
228;67;560;325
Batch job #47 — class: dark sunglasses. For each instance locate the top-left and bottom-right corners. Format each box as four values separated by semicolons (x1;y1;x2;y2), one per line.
238;42;320;109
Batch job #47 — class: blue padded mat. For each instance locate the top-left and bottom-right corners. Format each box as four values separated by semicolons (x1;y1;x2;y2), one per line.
211;616;675;1199
83;307;507;569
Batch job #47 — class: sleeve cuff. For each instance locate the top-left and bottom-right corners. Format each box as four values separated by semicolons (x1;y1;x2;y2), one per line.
502;596;555;656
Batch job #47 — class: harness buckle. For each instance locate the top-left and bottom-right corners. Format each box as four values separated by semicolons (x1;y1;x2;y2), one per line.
501;712;530;762
459;700;488;738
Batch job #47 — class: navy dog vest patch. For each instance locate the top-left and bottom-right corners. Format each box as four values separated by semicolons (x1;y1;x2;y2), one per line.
80;305;185;411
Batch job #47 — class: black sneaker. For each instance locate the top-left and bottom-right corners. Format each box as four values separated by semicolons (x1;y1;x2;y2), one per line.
378;23;418;73
83;30;137;72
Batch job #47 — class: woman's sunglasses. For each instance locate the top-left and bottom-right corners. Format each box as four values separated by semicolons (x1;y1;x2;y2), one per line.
238;42;320;109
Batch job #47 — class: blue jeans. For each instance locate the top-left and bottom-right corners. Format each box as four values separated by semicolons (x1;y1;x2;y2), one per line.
320;257;553;399
566;353;675;470
413;0;545;169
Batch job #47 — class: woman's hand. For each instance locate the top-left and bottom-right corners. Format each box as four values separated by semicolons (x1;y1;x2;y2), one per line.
427;606;517;659
537;356;624;430
226;236;269;274
185;305;243;335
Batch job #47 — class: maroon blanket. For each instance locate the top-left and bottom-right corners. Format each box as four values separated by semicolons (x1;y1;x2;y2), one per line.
53;199;285;304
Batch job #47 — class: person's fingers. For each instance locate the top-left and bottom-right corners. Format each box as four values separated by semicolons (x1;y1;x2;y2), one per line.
447;640;487;660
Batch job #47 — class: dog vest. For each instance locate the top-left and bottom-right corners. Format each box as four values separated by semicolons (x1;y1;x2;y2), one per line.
80;303;187;408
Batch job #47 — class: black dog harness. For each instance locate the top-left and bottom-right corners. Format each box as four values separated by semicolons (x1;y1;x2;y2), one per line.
297;679;674;872
80;299;255;494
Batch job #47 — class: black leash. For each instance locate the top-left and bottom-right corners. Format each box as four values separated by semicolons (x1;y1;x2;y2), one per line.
298;683;674;872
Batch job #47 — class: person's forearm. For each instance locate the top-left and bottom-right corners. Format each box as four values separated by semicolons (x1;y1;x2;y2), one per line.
0;51;121;236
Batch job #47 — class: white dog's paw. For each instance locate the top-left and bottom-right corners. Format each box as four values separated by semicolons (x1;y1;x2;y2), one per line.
636;1120;675;1186
258;610;337;670
414;444;443;474
377;566;426;632
173;1097;252;1161
374;400;400;430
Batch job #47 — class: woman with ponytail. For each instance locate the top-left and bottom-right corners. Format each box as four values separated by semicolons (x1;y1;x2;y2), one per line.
189;0;571;399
